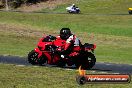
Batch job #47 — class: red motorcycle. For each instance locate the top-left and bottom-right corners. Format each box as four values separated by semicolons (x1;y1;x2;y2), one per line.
28;35;96;69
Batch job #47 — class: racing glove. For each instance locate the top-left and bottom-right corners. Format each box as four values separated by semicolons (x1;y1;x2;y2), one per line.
61;55;69;59
61;55;65;59
48;35;56;40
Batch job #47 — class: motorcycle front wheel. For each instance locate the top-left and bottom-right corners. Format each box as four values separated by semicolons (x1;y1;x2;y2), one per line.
28;50;46;65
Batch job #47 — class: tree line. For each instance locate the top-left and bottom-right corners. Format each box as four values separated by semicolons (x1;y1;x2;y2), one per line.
0;0;50;8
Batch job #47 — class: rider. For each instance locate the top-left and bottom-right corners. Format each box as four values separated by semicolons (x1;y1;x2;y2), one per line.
56;28;81;59
72;4;76;9
70;4;76;11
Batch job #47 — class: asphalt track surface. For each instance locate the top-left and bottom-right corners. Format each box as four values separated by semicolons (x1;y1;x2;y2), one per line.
0;55;132;74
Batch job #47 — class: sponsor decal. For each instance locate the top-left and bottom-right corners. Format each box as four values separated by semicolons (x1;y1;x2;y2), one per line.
76;66;131;85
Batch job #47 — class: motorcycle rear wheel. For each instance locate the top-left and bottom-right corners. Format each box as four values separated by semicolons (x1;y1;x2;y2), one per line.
75;52;96;69
85;52;96;69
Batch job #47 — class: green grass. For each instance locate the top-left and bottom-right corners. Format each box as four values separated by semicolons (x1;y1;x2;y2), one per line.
1;12;132;37
0;64;131;88
48;0;132;14
0;32;36;56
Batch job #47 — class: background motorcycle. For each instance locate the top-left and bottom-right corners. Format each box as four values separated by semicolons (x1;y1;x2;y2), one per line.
28;35;96;69
66;6;80;14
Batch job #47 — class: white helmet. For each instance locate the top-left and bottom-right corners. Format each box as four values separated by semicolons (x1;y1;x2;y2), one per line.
72;4;75;6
